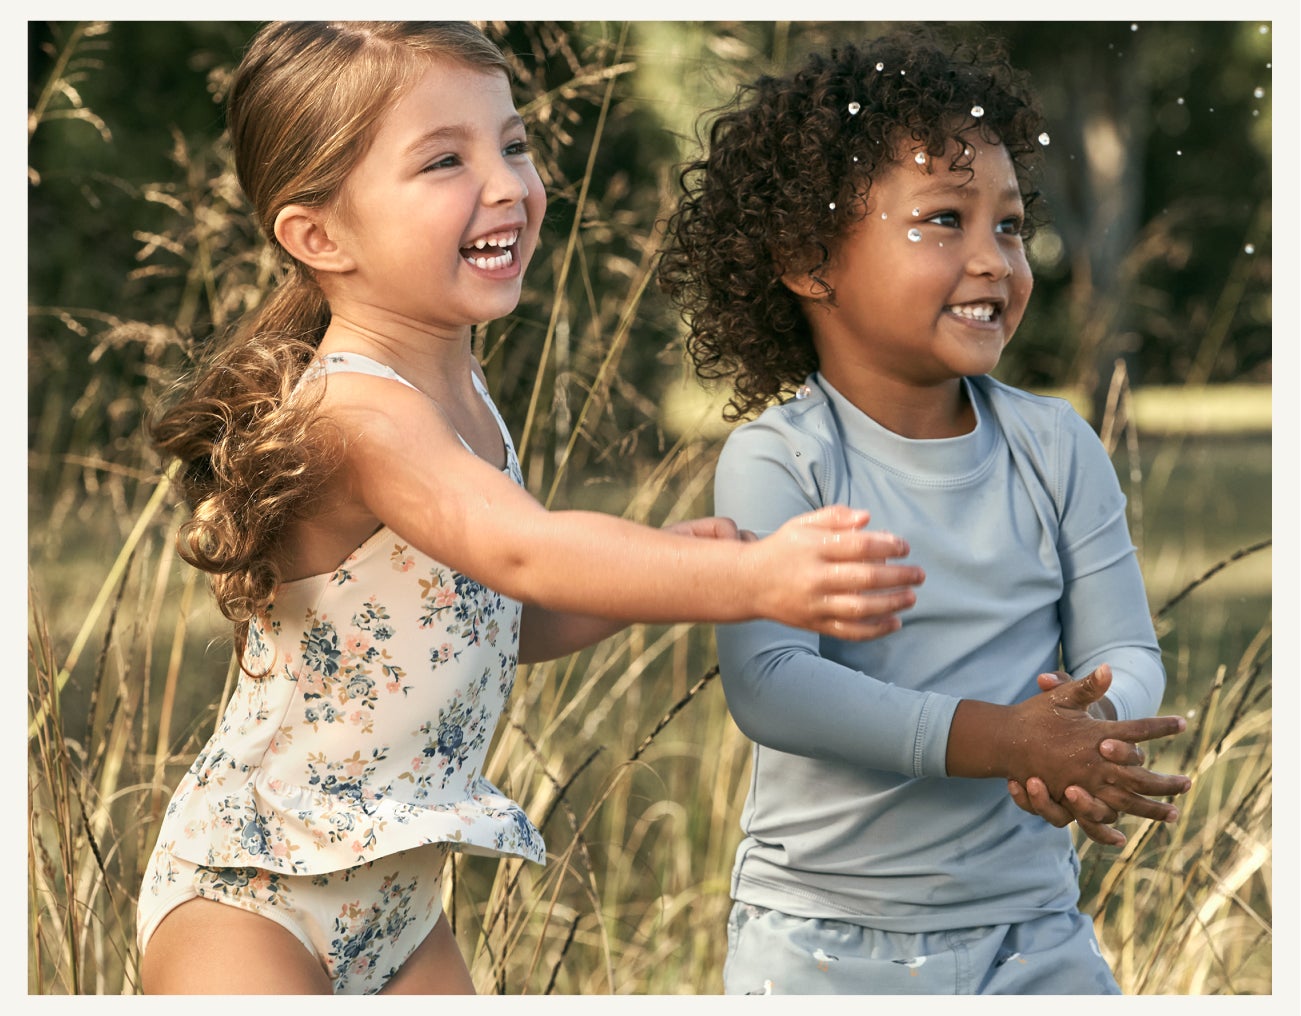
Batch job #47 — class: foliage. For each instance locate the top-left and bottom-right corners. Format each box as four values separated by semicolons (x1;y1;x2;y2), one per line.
28;19;1272;996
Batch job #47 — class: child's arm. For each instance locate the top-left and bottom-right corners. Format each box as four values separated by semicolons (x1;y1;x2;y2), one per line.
517;516;762;664
321;374;923;637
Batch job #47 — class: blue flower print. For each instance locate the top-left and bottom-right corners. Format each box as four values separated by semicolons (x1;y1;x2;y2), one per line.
301;618;342;678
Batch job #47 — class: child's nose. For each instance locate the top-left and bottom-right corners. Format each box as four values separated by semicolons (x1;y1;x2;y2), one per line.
966;232;1014;279
484;158;531;206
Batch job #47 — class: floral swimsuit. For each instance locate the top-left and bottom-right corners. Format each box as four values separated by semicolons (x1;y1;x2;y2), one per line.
137;353;545;993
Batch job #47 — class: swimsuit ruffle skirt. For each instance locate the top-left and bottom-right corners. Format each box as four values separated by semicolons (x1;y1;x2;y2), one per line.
156;354;545;875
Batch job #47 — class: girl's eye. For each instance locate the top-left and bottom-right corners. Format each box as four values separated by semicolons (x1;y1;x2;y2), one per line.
925;211;959;227
996;216;1025;236
504;138;532;157
423;154;460;172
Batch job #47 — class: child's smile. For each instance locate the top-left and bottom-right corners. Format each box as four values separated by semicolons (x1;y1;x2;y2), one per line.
460;228;522;271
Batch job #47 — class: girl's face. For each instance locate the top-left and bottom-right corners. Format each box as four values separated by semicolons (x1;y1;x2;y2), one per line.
800;135;1032;399
325;58;545;336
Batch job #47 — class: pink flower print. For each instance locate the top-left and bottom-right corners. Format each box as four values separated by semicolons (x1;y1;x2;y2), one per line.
270;842;289;859
301;671;328;697
183;821;205;838
436;643;453;664
387;680;402;694
396;557;415;572
434;586;457;608
345;633;371;655
351;839;365;854
410;756;425;771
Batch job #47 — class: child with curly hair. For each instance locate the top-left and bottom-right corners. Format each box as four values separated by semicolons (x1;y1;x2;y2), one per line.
659;26;1192;994
135;21;929;995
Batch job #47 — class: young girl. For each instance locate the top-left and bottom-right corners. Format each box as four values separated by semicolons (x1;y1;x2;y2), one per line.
136;21;929;996
658;27;1193;994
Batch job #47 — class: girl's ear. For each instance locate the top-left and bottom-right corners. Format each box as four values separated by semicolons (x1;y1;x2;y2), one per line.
780;267;825;301
273;204;356;273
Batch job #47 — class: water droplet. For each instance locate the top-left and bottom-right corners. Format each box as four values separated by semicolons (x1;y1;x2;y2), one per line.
881;212;888;220
875;62;885;71
900;69;906;75
1131;23;1138;31
1038;132;1051;146
852;156;859;163
907;228;922;243
911;207;920;216
1244;243;1255;254
828;201;836;211
1177;97;1185;105
1254;87;1264;99
1259;24;1269;34
971;105;985;117
848;101;861;115
1176;149;1183;156
794;384;812;400
914;152;927;165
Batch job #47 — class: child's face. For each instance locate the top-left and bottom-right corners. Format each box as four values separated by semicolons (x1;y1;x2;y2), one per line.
326;58;545;334
800;135;1032;392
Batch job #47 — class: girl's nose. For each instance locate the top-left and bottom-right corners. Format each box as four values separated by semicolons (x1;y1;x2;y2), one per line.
967;233;1014;280
485;158;530;206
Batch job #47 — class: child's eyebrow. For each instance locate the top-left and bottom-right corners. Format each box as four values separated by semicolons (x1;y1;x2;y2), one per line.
403;114;527;156
911;177;1023;202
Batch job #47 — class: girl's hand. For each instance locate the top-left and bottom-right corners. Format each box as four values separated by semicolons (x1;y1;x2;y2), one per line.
664;516;756;542
1001;665;1191;844
751;505;924;640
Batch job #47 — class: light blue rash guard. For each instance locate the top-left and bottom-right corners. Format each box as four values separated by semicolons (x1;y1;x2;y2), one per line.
713;372;1165;932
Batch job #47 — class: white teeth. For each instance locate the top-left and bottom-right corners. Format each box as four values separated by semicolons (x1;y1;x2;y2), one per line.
468;230;519;251
947;303;996;322
468;248;515;270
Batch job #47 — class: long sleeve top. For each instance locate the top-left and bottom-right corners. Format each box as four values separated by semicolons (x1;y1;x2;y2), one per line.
713;372;1164;931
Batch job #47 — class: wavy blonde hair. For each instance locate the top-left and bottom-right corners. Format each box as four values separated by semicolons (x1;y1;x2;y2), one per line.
151;22;510;648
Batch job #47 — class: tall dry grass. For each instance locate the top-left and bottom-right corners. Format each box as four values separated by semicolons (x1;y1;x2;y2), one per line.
27;21;1271;995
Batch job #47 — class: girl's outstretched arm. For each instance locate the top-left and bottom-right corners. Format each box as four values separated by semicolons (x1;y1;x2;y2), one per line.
320;373;924;639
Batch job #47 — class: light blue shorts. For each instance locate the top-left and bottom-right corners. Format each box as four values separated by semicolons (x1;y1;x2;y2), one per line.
723;902;1121;995
137;840;451;994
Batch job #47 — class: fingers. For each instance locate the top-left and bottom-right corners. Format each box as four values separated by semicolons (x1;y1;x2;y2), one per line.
1016;777;1073;827
1036;671;1069;692
1051;663;1111;708
794;504;872;531
1106;714;1188;745
1099;737;1145;767
666;516;742;540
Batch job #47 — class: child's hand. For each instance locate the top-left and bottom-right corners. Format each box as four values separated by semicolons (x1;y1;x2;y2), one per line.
1003;664;1191;846
664;516;757;542
753;505;924;640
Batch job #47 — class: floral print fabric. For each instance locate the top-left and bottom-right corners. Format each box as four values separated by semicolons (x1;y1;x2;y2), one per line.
153;354;545;875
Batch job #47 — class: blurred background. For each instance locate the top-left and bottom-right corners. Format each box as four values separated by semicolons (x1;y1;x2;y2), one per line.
28;20;1273;995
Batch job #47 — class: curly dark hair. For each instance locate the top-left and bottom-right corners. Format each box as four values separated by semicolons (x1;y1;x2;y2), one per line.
657;26;1048;421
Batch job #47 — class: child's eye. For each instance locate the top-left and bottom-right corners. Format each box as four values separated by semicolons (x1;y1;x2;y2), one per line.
422;154;461;172
996;216;1025;236
504;138;532;158
925;211;960;227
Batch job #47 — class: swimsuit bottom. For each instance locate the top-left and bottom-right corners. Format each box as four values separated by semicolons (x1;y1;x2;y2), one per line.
138;838;451;994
